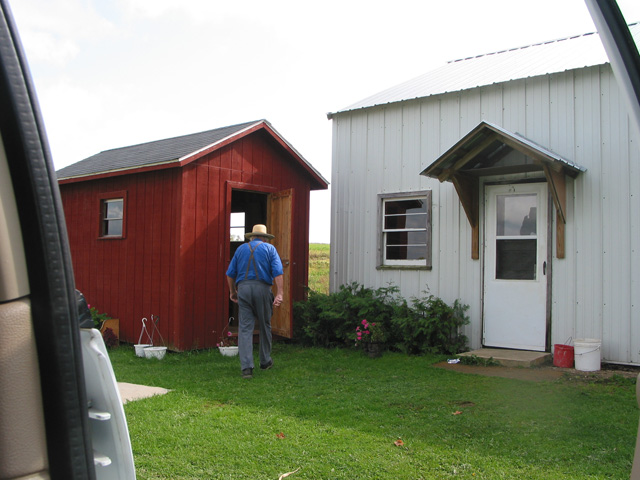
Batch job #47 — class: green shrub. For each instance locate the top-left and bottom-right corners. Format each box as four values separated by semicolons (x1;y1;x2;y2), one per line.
293;283;396;348
293;283;469;354
391;295;469;355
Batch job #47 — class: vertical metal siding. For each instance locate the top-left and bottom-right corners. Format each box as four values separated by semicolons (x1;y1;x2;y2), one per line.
600;67;634;363
630;125;640;364
331;63;640;364
574;67;605;342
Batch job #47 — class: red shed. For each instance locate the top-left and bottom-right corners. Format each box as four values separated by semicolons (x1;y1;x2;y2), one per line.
57;120;328;350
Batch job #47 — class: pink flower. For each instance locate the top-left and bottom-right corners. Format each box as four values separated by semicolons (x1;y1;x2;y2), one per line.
361;319;368;325
364;330;370;335
227;331;232;337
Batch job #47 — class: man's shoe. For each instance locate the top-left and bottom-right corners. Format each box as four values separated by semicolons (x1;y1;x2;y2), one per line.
241;368;253;378
260;359;273;370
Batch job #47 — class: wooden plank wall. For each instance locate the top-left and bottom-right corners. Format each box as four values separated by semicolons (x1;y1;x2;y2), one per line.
60;130;312;350
61;168;180;348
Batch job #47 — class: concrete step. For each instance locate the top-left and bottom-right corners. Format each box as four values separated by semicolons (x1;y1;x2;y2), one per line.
458;348;552;368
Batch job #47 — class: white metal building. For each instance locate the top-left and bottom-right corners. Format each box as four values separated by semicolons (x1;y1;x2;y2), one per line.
327;23;640;365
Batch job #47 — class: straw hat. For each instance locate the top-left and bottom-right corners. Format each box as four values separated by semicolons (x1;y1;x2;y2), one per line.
245;224;274;239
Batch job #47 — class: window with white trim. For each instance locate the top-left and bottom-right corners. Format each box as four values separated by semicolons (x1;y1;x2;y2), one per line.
379;191;431;268
100;198;124;237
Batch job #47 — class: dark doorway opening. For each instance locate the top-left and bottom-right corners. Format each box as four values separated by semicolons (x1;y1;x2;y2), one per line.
228;190;268;331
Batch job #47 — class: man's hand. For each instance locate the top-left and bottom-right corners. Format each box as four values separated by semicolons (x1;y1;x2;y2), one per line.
226;275;238;303
273;293;283;307
273;275;284;307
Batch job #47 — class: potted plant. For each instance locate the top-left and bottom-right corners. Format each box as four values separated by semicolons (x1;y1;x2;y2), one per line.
355;319;387;358
216;318;238;356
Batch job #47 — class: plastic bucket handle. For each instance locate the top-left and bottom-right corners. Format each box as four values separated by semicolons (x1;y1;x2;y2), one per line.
575;345;601;356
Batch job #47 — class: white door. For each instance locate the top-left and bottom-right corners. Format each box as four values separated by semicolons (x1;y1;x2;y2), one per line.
483;183;548;351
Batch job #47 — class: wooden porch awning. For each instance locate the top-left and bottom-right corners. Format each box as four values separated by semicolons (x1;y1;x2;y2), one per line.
420;121;586;259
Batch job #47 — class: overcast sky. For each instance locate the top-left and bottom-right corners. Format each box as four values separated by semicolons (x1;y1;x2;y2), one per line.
9;0;640;243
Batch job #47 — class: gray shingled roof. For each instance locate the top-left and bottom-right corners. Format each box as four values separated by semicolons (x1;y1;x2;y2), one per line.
56;120;262;179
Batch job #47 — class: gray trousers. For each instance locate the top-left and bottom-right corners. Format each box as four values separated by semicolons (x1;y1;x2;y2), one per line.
237;280;273;370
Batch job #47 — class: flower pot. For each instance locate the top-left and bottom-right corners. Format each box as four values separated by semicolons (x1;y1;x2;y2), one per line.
367;343;383;358
144;346;167;360
219;346;239;357
134;344;152;357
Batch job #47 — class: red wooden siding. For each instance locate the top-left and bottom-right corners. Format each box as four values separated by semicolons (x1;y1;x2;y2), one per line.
61;168;180;348
60;129;315;350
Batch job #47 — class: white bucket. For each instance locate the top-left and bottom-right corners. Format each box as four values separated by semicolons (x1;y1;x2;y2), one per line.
574;338;601;372
219;346;239;357
134;344;152;357
144;346;167;360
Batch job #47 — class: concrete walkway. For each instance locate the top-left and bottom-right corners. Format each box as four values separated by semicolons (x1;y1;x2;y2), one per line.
458;348;552;367
118;382;170;404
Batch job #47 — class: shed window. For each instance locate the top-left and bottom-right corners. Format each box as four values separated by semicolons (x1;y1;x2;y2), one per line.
100;196;125;238
378;191;432;268
230;212;245;242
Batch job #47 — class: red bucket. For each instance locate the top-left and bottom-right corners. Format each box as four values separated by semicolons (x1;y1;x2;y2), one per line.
553;344;574;368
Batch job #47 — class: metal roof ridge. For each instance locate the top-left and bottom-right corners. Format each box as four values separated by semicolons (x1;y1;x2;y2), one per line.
446;30;600;65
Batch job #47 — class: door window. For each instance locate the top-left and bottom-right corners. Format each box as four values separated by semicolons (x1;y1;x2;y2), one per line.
495;194;537;280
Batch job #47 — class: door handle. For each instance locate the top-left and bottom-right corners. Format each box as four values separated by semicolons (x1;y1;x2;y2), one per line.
543;261;547;275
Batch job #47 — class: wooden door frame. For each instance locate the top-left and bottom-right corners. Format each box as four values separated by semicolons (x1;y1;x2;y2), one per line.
224;182;277;326
224;181;294;338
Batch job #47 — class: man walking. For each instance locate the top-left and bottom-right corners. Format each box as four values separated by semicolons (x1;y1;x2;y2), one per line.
226;224;284;378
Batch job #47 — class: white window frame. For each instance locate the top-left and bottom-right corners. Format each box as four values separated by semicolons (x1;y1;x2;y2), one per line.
98;192;126;239
378;191;432;269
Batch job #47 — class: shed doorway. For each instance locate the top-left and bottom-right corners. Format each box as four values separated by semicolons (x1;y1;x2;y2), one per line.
229;190;268;335
228;188;293;339
483;183;548;351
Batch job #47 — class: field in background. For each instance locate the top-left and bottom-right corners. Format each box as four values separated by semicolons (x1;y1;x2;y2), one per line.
308;243;329;294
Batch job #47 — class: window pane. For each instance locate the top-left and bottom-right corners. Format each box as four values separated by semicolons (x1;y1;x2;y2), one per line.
230;212;245;228
230;212;245;241
496;194;536;236
386;231;425;246
105;200;123;220
385;199;426;216
386;245;427;260
385;213;427;230
496;239;536;280
230;227;244;241
105;219;123;236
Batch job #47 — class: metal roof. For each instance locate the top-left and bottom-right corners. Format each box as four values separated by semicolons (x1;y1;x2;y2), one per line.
329;22;640;117
421;121;587;180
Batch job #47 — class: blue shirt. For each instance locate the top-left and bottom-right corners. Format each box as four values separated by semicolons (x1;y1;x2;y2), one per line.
226;240;284;285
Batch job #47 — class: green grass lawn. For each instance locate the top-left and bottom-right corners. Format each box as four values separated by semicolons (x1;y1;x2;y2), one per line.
110;344;638;479
308;243;329;294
